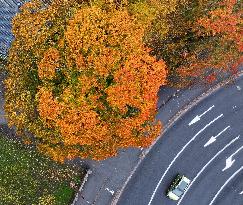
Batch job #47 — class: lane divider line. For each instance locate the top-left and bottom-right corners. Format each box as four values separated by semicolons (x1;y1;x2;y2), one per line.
222;145;243;171
177;135;240;205
209;166;243;205
111;72;243;205
148;114;224;205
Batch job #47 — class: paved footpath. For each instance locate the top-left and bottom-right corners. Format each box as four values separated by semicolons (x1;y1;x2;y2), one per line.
0;64;211;205
0;3;210;205
74;70;242;205
74;83;214;205
1;1;241;205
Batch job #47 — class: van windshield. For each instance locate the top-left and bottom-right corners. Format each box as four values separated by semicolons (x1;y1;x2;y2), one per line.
179;181;188;191
172;188;183;197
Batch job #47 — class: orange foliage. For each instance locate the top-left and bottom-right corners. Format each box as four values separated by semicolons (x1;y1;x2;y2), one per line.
197;0;242;52
181;0;242;80
5;0;167;162
38;47;60;79
145;0;242;86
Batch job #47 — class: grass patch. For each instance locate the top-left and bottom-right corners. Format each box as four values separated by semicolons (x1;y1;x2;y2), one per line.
0;134;86;205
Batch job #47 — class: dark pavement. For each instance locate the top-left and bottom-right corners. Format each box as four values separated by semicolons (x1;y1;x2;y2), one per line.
115;74;243;205
2;1;243;205
0;1;209;204
0;0;23;58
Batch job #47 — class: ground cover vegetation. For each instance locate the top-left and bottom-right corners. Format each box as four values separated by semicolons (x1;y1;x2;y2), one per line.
4;0;242;162
0;133;85;205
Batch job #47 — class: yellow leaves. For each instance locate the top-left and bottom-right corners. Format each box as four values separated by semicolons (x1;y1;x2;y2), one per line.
197;0;241;38
128;0;178;28
5;0;242;162
190;0;242;77
38;144;66;163
38;47;60;79
198;4;240;37
93;54;116;76
61;88;74;104
12;3;49;50
37;87;64;126
54;107;110;147
65;6;105;53
106;50;167;114
6;0;168;162
37;195;56;205
75;53;86;69
0;186;21;204
78;75;98;95
57;38;65;49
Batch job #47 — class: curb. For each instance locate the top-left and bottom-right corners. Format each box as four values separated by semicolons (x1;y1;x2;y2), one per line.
71;169;93;205
111;71;243;205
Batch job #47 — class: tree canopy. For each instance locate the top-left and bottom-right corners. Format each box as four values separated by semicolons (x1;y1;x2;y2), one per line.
4;0;242;161
144;0;242;86
5;0;167;161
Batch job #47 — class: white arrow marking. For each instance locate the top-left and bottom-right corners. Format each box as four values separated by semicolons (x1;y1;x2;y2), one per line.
148;114;223;205
188;105;215;126
105;188;114;195
209;166;243;205
177;135;240;205
222;145;243;171
204;126;231;147
222;158;236;172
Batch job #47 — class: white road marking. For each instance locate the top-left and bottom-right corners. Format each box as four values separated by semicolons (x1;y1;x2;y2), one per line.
105;188;114;195
148;114;223;205
177;136;240;205
239;191;243;195
189;105;215;126
209;166;243;205
236;86;241;91
204;126;231;147
222;145;243;171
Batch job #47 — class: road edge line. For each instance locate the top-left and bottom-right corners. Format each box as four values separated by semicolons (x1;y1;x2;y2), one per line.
111;71;243;205
72;169;93;205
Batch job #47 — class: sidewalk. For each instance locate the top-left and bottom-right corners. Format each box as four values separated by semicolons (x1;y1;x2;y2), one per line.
1;2;241;204
1;73;240;205
0;67;211;205
74;84;210;205
0;2;209;204
77;69;243;205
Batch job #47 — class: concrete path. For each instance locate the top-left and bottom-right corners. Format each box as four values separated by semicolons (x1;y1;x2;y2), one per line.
114;73;243;205
0;4;210;205
73;72;241;205
0;63;210;205
74;84;211;205
1;1;241;205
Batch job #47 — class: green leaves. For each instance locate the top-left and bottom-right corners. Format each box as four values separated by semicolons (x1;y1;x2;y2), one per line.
6;0;166;162
51;69;69;98
123;104;141;118
0;135;85;205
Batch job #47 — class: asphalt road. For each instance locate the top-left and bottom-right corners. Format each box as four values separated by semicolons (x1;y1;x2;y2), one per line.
0;0;22;58
116;75;243;205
